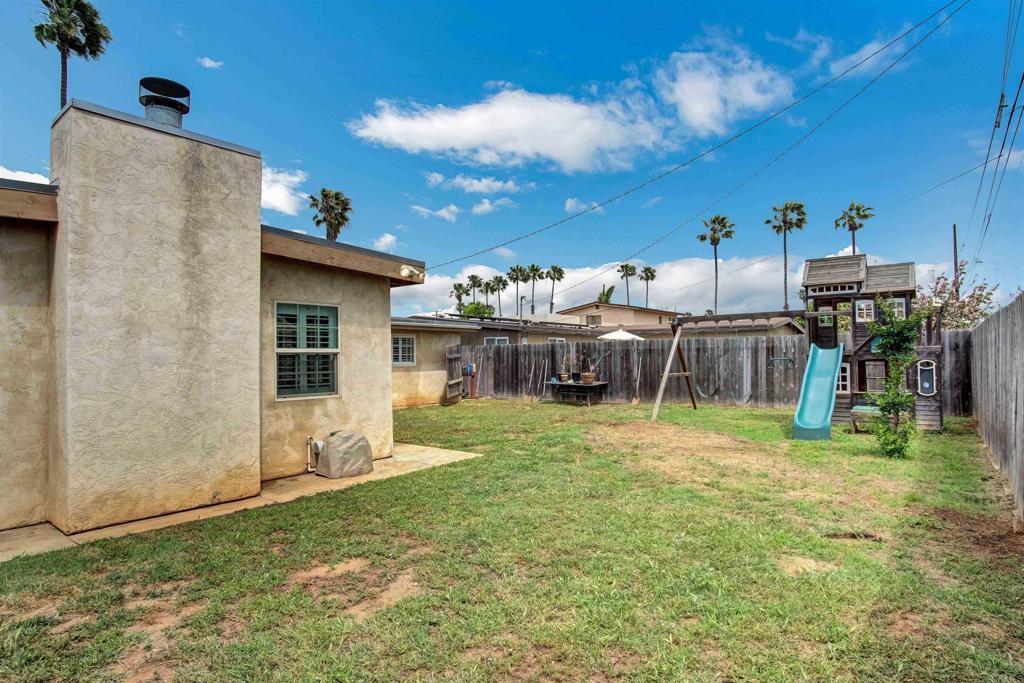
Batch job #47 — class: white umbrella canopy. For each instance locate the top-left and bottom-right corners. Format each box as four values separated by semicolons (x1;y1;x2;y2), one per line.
598;325;645;341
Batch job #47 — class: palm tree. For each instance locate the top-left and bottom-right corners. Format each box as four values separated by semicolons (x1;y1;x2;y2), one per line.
697;215;735;314
617;263;637;305
450;282;470;313
597;284;616;304
309;188;353;241
639;266;657;307
507;265;528;316
466;274;484;303
526;264;545;314
834;202;874;255
482;280;495;308
34;0;112;109
765;201;807;311
489;275;508;316
546;265;565;314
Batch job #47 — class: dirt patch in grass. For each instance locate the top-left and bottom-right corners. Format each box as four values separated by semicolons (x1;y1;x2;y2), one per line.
778;555;837;576
929;508;1024;560
109;599;205;680
344;569;422;622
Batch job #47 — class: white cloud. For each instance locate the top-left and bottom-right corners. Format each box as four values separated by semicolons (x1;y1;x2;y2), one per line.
765;27;833;76
564;197;603;214
484;80;517;90
349;88;663;173
471;197;516;215
654;36;794;138
641;196;663;208
493;246;516;258
829;26;912;78
196;56;223;69
426;172;532;194
411;203;461;222
373;232;399;252
0;165;49;183
391;264;501;314
261;166;309;216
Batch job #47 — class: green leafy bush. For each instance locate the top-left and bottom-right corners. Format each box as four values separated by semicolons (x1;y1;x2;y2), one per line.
462;301;495;317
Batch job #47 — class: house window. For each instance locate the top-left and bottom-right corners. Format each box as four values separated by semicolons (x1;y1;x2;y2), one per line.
484;336;509;345
548;337;566;343
855;300;875;323
885;298;907;320
275;302;339;398
586;314;602;326
658;316;663;324
864;360;886;393
837;362;850;394
392;336;416;366
917;359;937;396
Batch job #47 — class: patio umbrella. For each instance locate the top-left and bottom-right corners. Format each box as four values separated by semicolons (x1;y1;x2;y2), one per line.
598;325;645;341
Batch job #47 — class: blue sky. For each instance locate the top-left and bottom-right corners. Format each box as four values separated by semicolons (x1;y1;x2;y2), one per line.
1;0;1021;315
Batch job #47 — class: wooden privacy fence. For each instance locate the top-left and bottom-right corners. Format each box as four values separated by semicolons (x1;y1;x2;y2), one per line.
942;329;972;416
462;336;809;407
970;293;1024;526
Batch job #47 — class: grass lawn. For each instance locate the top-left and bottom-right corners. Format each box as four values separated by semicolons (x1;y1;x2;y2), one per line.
2;402;1023;682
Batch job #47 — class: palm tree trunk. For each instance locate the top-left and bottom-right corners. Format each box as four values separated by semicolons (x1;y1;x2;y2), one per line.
472;288;477;303
484;291;489;307
713;245;719;314
851;229;857;255
530;280;536;314
645;281;650;307
549;279;556;314
783;230;789;311
625;278;630;306
60;48;69;108
497;291;502;316
513;283;519;315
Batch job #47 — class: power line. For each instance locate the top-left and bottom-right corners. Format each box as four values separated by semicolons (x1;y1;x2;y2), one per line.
895;154;1003;206
426;0;962;270
528;0;969;306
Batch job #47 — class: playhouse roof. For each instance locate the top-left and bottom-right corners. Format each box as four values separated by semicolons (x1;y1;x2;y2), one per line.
802;254;867;286
862;262;916;293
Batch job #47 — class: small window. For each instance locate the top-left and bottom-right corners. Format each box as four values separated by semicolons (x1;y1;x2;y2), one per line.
837;362;850;394
885;298;907;320
658;316;663;324
484;336;509;346
548;337;566;344
917;359;937;396
392;336;416;366
586;314;602;326
864;360;886;393
818;305;833;327
275;303;339;399
855;300;875;323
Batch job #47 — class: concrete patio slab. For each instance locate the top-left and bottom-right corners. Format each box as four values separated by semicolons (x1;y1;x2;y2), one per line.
0;524;77;563
0;444;479;563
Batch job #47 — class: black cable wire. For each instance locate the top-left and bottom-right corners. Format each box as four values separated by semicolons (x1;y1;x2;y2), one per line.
894;154;1003;206
426;0;961;270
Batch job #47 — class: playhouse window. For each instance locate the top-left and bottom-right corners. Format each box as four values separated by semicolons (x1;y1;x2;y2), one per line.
917;359;937;396
392;336;416;366
864;360;886;393
275;302;339;399
885;298;907;320
837;363;850;393
818;305;833;327
855;300;875;323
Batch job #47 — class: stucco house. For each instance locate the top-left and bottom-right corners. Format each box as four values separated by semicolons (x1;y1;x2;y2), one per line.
0;85;426;534
391;316;478;408
556;301;680;327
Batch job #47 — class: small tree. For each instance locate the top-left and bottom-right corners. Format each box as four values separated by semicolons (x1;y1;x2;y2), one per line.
597;284;616;304
866;298;928;458
462;301;494;317
916;260;998;329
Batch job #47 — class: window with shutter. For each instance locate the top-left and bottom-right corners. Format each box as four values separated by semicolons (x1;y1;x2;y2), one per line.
275;303;340;398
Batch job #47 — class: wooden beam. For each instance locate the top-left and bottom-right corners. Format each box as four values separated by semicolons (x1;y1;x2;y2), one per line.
0;187;58;222
261;229;425;287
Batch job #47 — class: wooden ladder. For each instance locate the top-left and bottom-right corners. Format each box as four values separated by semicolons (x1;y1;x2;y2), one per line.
651;321;698;421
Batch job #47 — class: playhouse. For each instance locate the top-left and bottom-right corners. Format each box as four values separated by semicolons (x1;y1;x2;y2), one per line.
793;254;943;439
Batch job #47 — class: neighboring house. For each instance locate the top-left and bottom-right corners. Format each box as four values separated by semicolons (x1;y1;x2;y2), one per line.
391;317;479;408
800;253;941;429
557;301;680;327
619;312;805;339
0;86;425;533
419;314;600;345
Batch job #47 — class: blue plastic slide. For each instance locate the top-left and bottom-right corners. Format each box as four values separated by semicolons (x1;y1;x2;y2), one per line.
793;343;844;441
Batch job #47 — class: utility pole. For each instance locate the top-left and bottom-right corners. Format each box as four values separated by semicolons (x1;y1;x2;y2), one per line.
952;223;960;299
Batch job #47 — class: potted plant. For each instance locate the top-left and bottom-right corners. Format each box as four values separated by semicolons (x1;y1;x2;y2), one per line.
580;354;596;385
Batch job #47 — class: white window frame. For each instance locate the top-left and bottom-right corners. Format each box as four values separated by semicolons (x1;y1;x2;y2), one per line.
885;298;907;320
836;362;850;394
274;300;341;401
855;300;875;323
391;335;416;366
917;359;937;396
818;305;833;327
548;337;566;344
586;314;602;326
484;336;509;346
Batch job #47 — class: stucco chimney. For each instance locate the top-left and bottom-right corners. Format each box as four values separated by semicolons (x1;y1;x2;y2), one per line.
138;77;190;128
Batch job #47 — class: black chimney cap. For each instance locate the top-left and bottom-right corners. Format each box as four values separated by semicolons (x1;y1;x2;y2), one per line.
139;77;190;114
